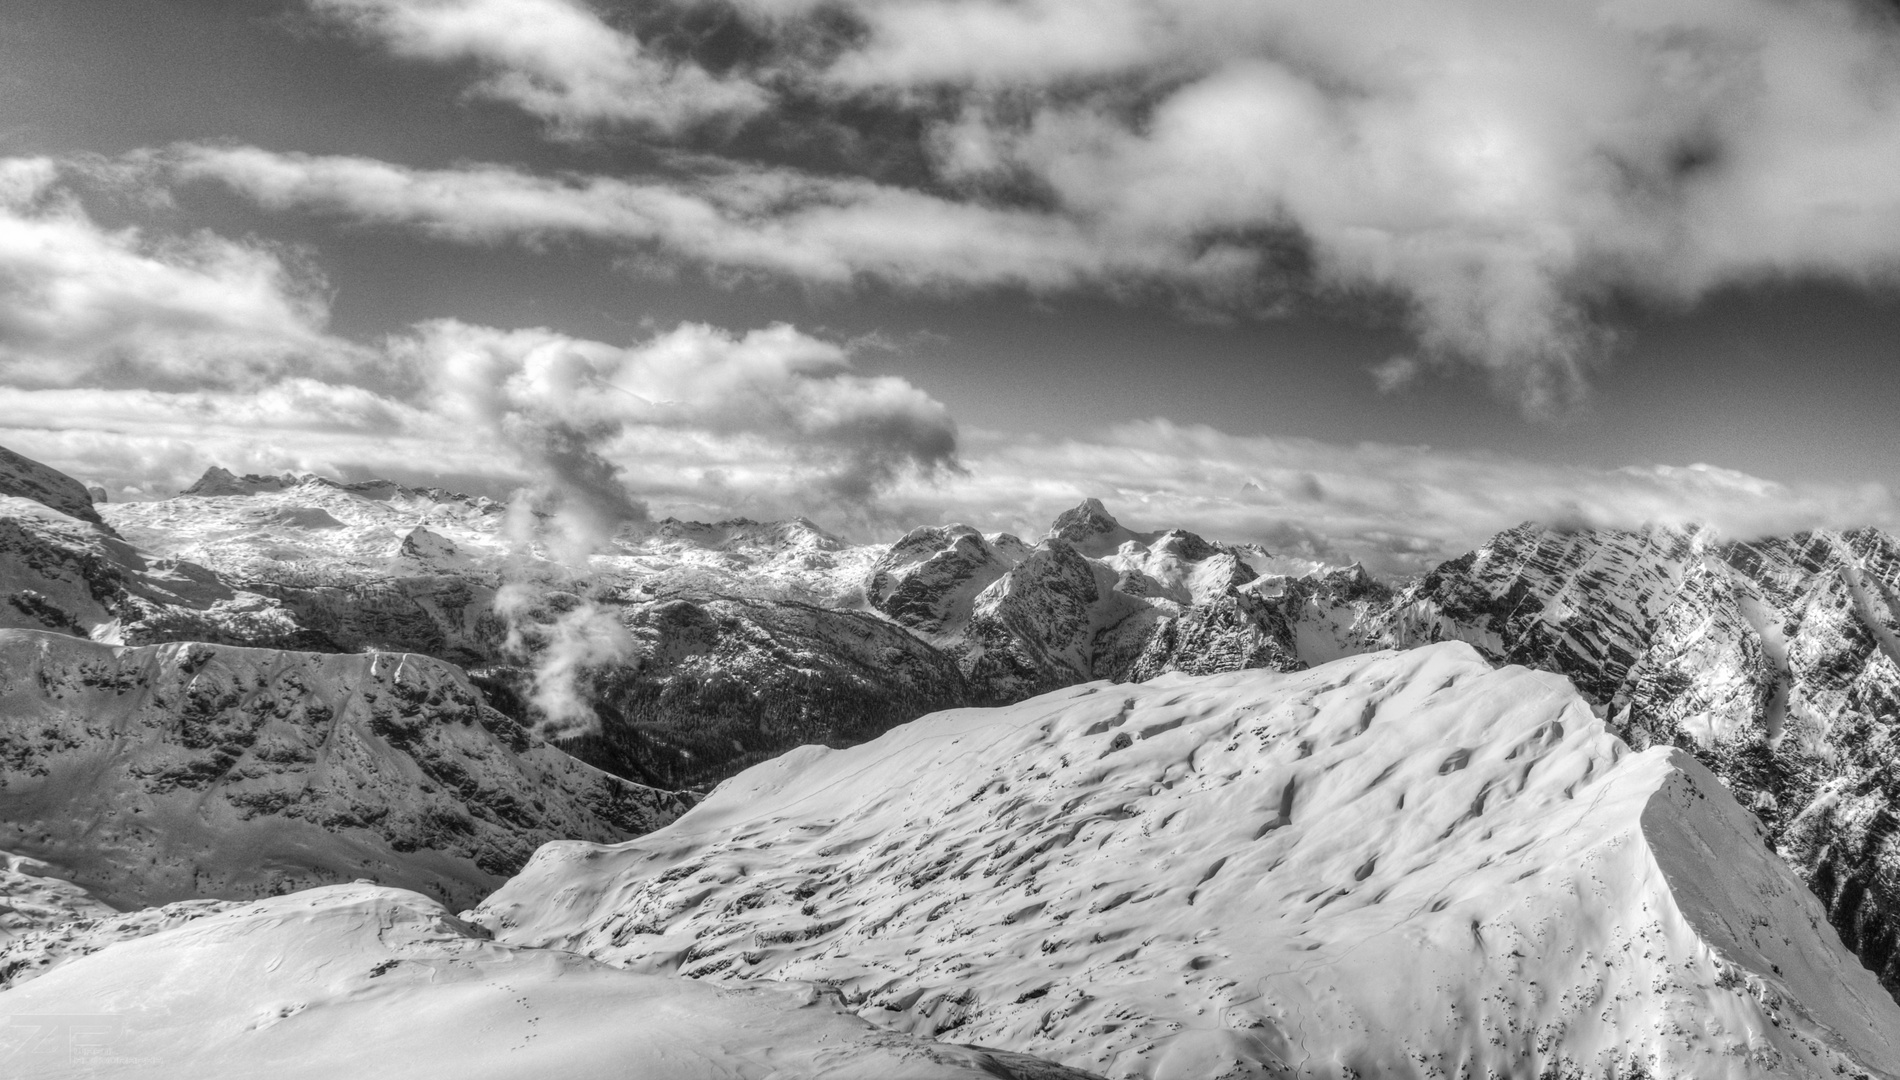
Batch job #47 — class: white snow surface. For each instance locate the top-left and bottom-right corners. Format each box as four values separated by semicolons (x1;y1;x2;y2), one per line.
0;884;1102;1079
476;643;1900;1080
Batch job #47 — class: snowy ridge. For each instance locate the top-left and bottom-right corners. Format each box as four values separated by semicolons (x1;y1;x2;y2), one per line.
476;644;1900;1079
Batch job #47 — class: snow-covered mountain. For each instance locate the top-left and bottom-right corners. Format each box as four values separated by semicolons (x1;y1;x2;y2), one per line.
9;448;1900;1009
0;628;689;910
0;883;1103;1079
476;644;1900;1080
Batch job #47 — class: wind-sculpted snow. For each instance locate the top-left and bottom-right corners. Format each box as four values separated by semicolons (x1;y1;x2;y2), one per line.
0;884;1105;1079
477;644;1900;1080
0;629;691;909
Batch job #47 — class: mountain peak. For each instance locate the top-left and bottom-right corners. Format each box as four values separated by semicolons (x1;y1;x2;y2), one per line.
180;465;299;498
1045;497;1133;549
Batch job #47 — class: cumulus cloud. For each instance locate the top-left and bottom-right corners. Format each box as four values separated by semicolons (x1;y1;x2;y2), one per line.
0;319;960;515
245;0;1900;408
309;0;766;136
0;157;356;388
395;318;960;511
736;0;1900;407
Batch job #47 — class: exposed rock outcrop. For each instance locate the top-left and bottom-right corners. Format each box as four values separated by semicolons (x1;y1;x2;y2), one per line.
0;629;692;909
0;445;105;526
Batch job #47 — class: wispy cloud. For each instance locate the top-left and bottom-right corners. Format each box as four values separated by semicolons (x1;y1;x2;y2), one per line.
163;145;1205;291
308;0;767;136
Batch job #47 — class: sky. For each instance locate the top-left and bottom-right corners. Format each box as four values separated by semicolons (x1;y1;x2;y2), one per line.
1;0;1899;573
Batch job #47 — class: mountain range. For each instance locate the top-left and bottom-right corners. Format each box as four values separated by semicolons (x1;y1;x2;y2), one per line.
5;443;1900;1077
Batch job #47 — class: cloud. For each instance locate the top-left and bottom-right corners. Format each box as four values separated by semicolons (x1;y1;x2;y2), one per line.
0;157;357;389
801;0;1900;408
268;0;1900;409
494;586;636;740
395;318;961;509
309;0;767;136
165;145;1203;292
0;320;960;516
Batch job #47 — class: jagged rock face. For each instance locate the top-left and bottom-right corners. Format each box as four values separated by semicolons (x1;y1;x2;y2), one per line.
866;526;1021;636
1123;591;1300;680
0;884;1107;1080
0;629;691;909
1130;564;1393;681
0;445;105;526
478;645;1900;1080
556;597;973;790
961;539;1156;698
1377;523;1703;702
1044;497;1150;556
